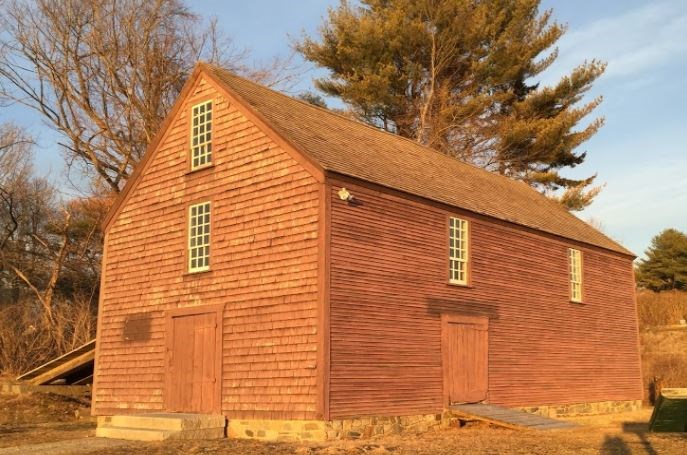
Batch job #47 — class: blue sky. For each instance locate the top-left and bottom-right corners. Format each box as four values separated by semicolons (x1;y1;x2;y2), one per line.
3;0;686;257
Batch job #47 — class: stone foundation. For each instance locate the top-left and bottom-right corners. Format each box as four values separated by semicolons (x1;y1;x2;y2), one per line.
518;399;643;418
325;412;458;440
228;419;328;441
228;412;459;442
228;399;643;442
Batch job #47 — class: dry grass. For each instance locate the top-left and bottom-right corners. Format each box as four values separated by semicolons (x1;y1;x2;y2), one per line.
0;392;94;448
636;290;687;401
637;290;687;329
640;330;687;397
0;392;90;425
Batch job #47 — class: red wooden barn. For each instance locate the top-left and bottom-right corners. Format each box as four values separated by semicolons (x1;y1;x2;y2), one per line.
93;63;643;439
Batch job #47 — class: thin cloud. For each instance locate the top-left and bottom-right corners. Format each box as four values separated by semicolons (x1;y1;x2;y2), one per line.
539;0;687;85
579;158;687;255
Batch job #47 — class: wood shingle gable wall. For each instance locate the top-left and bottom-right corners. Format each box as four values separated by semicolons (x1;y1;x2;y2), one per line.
93;74;321;419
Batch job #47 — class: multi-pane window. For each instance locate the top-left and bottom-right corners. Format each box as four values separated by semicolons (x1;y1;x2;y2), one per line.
191;100;213;169
449;217;469;285
188;202;211;272
568;248;583;302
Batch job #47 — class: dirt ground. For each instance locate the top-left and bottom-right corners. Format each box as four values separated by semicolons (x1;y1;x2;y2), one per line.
1;393;686;454
0;391;94;449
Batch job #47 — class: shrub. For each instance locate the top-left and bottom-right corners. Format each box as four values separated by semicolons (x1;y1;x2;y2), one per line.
636;290;687;329
0;296;95;376
640;330;687;402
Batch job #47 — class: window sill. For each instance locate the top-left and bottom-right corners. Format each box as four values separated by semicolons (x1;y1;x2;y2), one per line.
448;280;473;288
185;163;214;175
570;299;585;305
183;269;213;279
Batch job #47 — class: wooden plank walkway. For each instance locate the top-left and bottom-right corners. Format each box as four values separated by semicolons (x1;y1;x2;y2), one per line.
649;388;687;432
451;403;578;430
17;339;95;385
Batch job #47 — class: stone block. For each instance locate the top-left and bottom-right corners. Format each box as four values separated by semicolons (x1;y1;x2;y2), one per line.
518;399;643;418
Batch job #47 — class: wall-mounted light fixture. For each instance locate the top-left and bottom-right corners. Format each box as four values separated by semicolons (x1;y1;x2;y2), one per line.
337;187;354;202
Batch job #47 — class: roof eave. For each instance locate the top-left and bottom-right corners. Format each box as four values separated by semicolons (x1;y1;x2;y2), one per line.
324;169;636;259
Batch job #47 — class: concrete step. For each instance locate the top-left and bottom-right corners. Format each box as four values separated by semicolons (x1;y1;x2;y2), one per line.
99;413;226;431
96;426;170;441
96;425;225;441
96;413;226;441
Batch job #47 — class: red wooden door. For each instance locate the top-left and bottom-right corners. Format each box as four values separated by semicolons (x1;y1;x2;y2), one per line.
442;315;488;404
166;309;221;413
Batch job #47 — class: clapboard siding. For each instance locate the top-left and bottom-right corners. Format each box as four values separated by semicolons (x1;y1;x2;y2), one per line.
93;76;320;419
327;175;642;418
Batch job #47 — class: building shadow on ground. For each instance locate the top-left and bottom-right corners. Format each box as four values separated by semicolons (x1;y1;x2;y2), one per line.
600;435;632;455
603;421;659;455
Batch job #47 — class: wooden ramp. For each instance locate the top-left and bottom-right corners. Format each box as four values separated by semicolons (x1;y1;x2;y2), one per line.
16;339;95;385
649;388;687;432
451;403;577;430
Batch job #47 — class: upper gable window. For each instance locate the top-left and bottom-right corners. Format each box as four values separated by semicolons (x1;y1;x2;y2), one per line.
449;217;469;285
188;202;211;273
191;100;213;170
568;248;583;302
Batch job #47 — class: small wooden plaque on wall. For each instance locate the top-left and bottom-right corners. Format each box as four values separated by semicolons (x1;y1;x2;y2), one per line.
122;313;152;341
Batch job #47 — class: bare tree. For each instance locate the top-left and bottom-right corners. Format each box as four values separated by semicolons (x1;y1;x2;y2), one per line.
0;124;104;324
0;0;251;192
0;124;34;252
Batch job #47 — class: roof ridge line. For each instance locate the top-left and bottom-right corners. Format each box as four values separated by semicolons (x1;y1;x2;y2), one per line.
200;63;632;257
201;63;525;186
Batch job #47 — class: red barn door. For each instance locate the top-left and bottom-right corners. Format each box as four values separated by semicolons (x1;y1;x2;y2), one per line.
165;306;222;413
442;314;489;404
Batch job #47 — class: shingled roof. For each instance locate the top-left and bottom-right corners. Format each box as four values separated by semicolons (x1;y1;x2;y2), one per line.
204;64;631;257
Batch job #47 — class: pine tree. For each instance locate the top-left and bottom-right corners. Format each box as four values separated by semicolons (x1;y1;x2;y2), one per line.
636;229;687;291
297;0;605;209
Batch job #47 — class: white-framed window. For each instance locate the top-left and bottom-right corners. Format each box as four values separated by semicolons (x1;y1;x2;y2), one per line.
568;248;583;302
449;217;469;285
188;202;211;272
191;100;213;169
